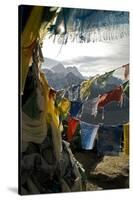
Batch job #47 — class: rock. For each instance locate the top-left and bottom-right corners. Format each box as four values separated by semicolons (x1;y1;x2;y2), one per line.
74;151;129;190
91;153;129;178
86;182;102;191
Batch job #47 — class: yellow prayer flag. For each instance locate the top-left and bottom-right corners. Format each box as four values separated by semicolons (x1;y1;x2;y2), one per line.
47;88;60;128
20;6;59;94
123;123;129;155
80;78;95;100
20;6;44;94
58;98;71;114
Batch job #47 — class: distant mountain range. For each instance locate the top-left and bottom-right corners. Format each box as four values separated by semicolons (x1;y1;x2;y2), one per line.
52;64;84;79
42;60;123;92
42;63;85;90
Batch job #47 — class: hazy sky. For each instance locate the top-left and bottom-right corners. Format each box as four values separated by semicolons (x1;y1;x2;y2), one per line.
42;35;129;78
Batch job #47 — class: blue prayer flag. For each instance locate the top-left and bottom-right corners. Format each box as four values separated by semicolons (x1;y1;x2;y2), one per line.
80;121;99;150
70;101;83;117
97;125;123;155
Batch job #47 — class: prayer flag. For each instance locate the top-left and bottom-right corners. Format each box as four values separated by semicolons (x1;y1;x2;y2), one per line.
66;84;81;101
82;96;100;117
97;125;122;155
21;7;44;94
98;86;123;108
70;101;83;117
58;98;71;114
67;117;79;142
80;121;99;150
80;78;95;100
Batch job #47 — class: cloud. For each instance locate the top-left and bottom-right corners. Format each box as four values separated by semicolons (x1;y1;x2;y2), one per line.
61;53;128;80
42;36;129;77
62;52;129;65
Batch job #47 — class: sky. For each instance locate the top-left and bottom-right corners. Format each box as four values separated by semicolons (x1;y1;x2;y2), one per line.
42;35;129;78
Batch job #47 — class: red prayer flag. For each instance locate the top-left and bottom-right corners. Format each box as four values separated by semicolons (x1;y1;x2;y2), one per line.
67;117;79;142
98;86;123;108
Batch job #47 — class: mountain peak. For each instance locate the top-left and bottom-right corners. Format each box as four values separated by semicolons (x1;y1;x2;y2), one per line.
66;66;84;79
52;63;66;74
51;63;85;79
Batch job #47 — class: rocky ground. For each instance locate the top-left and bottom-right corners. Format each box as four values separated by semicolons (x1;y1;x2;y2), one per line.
74;151;129;191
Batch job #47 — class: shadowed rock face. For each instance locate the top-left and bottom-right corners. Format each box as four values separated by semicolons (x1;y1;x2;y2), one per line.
74;152;129;190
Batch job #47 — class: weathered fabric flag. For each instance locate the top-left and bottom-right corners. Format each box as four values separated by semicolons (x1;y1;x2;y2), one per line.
22;111;48;144
98;86;123;108
50;9;129;44
82;96;100;117
58;98;71;120
55;89;66;106
67;117;79;142
20;6;46;94
65;84;81;101
51;119;62;161
23;89;42;120
47;94;60;128
70;101;83;117
97;125;123;155
80;121;99;150
58;98;71;113
80;78;95;100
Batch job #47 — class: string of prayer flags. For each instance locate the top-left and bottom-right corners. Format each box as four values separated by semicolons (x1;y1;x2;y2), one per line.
69;101;83;117
80;121;99;150
123;123;129;155
97;125;123;155
67;117;79;142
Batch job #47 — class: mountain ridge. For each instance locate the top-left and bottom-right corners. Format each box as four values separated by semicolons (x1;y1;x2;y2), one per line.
43;67;84;90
